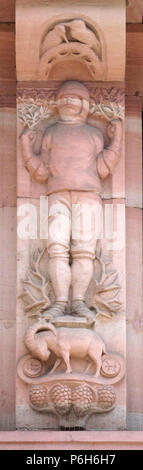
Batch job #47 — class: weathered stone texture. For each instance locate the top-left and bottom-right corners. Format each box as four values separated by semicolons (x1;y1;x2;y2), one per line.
0;109;16;430
126;29;143;96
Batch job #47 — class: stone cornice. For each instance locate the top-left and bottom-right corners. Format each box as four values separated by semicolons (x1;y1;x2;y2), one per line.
0;431;143;450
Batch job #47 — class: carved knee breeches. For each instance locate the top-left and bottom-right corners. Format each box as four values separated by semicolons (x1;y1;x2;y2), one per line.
47;191;102;261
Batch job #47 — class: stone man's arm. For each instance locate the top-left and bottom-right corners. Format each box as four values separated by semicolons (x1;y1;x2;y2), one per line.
97;119;122;179
20;130;50;184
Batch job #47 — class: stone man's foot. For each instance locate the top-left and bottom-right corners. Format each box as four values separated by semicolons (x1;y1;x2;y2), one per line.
42;301;67;320
72;300;96;324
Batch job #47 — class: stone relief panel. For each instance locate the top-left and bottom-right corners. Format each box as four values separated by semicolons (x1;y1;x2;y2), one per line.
17;80;126;430
39;17;107;80
17;82;125;199
17;86;124;130
19;247;123;321
16;1;125;82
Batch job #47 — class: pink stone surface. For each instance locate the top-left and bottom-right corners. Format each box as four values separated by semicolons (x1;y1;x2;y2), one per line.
126;31;143;96
17;128;47;199
0;109;16;207
0;320;16;430
0;431;143;450
102;198;126;307
0;207;16;319
126;207;143;414
125;96;143;418
16;196;126;430
16;79;125;429
0;109;16;430
126;4;142;23
16;1;125;82
17;87;125;201
0;0;140;437
15;0;126;433
126;208;142;321
125;96;142;208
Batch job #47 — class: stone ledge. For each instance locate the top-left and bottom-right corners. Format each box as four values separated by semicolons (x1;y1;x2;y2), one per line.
0;431;143;450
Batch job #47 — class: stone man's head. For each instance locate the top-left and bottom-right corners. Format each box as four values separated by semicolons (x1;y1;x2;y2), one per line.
56;80;90;123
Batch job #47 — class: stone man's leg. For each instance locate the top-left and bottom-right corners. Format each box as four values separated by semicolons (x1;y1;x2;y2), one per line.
71;192;102;319
44;193;71;317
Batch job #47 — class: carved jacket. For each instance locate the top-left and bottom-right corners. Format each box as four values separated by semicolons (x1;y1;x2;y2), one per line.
23;121;121;195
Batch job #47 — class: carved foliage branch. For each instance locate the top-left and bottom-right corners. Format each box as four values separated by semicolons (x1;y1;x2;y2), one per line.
20;247;123;319
90;245;123;318
19;248;51;317
17;87;124;129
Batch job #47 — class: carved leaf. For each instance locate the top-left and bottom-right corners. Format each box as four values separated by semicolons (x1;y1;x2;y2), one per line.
20;249;51;315
19;293;32;306
102;271;118;287
96;285;120;301
90;250;123;318
90;102;124;121
92;295;122;315
26;269;42;285
107;299;123;312
17;102;54;129
23;282;44;301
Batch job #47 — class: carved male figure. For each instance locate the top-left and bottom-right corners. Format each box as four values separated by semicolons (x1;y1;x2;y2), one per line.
21;81;122;320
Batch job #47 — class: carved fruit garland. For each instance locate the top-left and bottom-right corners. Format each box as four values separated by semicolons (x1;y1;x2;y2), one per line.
29;383;116;417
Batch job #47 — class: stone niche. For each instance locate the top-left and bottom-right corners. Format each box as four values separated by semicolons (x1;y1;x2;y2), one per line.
16;0;125;82
16;0;126;430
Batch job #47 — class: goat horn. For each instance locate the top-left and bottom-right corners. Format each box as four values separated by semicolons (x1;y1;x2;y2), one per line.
39;321;57;336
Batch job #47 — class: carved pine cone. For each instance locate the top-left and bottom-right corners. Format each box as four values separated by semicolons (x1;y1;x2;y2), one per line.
29;385;47;408
97;386;116;409
72;384;93;417
52;385;72;416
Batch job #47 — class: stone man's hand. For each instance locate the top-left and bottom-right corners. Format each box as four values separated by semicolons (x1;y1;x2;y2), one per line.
107;118;122;139
21;128;42;161
21;128;36;144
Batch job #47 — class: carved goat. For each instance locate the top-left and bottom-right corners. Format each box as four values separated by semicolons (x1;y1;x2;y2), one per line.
24;321;106;377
